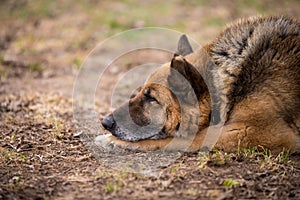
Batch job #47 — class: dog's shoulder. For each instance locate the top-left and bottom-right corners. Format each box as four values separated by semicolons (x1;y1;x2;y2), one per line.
206;16;300;117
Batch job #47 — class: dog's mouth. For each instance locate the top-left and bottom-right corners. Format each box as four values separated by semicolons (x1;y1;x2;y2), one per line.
101;114;168;142
112;126;168;142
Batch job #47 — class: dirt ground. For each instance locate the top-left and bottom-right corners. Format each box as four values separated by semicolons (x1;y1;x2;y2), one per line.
1;0;300;199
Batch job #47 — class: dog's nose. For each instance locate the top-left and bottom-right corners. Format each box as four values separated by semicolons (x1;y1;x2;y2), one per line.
101;114;116;130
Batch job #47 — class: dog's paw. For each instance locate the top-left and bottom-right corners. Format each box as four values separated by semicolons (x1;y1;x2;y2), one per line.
94;134;117;150
94;134;140;152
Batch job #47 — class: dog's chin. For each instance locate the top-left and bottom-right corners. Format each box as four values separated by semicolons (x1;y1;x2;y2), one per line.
110;126;168;142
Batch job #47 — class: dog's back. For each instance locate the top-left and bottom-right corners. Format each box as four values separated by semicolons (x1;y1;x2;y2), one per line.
208;16;300;152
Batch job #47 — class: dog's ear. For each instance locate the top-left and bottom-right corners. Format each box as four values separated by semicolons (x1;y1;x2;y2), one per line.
169;54;207;102
170;54;188;77
168;55;198;104
176;34;193;56
169;54;198;87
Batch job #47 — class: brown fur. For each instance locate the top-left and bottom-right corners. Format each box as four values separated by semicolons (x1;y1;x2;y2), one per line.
98;16;300;154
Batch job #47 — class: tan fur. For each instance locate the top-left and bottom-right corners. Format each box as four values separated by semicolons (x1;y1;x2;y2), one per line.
100;16;300;154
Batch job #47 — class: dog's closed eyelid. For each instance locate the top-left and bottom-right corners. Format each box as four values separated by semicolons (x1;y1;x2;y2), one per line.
145;93;158;103
149;97;158;103
143;88;160;104
144;94;157;102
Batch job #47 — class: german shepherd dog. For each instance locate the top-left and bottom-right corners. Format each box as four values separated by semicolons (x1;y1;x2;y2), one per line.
97;16;300;154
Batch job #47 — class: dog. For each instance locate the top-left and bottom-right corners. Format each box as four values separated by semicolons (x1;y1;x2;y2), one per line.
96;16;300;154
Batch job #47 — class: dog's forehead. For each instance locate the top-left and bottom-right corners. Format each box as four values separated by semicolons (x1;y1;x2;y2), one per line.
144;49;206;86
145;63;171;85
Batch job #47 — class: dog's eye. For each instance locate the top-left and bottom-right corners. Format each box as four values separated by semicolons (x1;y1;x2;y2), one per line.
144;88;157;103
147;96;157;102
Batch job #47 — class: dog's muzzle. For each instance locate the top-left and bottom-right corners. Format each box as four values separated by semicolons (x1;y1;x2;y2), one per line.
101;113;168;142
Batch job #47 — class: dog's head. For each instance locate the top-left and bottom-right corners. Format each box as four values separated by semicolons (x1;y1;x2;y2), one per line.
101;35;212;142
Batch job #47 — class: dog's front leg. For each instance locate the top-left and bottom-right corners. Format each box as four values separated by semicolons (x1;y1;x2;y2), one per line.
94;134;177;151
94;131;208;152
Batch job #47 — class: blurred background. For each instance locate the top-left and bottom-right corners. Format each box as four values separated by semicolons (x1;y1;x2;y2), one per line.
0;0;299;88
